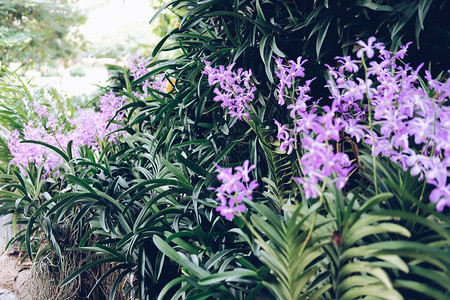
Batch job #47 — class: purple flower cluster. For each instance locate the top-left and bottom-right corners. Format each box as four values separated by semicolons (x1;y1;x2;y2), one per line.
9;121;65;175
213;161;259;220
127;52;167;97
325;38;450;211
277;38;449;210
205;38;449;213
69;90;126;147
274;57;307;106
202;60;256;120
8;90;126;176
127;51;150;81
274;58;353;198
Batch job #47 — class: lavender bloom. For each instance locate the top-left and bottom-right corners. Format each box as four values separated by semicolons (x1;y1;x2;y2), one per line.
393;42;413;60
280;137;296;155
374;42;392;60
295;110;318;134
336;56;359;73
272;57;353;197
367;60;391;77
328;38;450;211
213;161;258;220
287;97;308;118
206;38;450;211
8;90;127;176
127;51;150;80
274;57;309;107
295;177;321;199
344;119;366;142
288;56;307;77
356;36;376;59
430;172;450;211
33;103;49;118
274;119;291;140
324;64;339;79
235;160;256;183
141;74;168;95
273;37;449;210
276;87;286;105
127;52;168;96
216;204;247;221
202;60;255;120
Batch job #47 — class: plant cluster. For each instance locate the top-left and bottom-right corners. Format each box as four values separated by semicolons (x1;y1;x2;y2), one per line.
7;90;125;175
270;38;450;211
0;1;449;300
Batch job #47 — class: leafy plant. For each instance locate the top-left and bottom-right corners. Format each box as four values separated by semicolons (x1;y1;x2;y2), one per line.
0;1;448;300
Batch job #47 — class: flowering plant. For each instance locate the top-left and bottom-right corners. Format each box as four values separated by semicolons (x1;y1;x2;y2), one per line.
207;37;449;213
212;160;258;220
126;52;172;97
202;60;256;120
6;52;174;177
8;90;126;176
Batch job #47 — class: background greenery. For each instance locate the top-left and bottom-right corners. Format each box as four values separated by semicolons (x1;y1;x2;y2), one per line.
0;0;87;69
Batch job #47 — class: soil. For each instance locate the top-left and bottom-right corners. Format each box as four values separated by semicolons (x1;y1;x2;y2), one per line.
0;252;32;300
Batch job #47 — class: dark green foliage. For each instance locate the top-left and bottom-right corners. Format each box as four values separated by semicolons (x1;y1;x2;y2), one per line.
150;0;448;93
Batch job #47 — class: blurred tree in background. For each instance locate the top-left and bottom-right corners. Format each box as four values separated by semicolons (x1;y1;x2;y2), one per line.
150;0;180;39
0;0;87;69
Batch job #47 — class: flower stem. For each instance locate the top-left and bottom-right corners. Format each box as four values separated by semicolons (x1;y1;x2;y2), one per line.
299;212;317;255
299;179;326;254
361;56;378;194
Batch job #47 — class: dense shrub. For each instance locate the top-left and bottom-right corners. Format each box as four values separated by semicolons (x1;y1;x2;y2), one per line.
69;65;86;77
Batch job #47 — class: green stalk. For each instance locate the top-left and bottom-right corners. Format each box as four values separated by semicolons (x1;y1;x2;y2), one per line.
361;56;378;194
410;178;428;233
299;179;326;255
431;99;437;156
299;212;316;255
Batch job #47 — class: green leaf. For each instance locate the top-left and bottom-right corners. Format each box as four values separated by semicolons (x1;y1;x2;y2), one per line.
173;139;208;148
117;178;192;202
255;0;266;22
270;36;285;58
259;35;269;65
339;262;394;289
340;284;402;300
149;0;180;25
67;174;97;194
157;277;184;300
394;280;449;299
316;17;331;60
153;235;181;263
250;214;285;248
162;158;191;186
208;140;239;171
21;140;69;162
355;0;395;11
87;264;129;298
344;221;410;247
60;257;120;287
198;269;258;285
176;152;208;177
